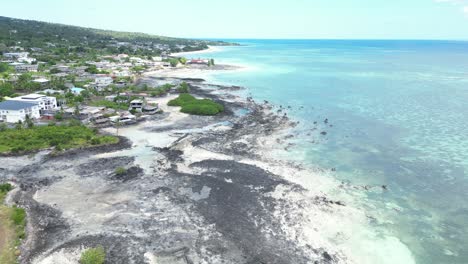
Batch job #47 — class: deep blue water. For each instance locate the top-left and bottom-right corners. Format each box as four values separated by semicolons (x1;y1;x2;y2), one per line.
189;40;468;264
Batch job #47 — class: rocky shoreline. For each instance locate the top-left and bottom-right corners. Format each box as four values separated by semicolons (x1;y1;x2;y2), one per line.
0;79;349;264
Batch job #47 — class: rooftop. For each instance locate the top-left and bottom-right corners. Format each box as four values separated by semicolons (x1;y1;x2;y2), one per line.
16;94;45;100
0;100;38;110
33;78;50;83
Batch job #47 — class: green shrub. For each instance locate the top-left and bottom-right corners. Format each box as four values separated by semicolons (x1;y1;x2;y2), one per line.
54;112;64;121
115;167;127;175
90;137;101;145
168;94;224;116
0;183;12;193
80;246;106;264
11;206;26;226
0;124;118;153
177;82;190;93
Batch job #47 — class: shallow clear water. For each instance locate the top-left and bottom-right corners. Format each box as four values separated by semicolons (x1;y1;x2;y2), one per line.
186;40;468;264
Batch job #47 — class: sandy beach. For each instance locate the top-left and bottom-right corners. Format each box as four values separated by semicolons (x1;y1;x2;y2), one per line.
171;45;223;57
143;64;248;79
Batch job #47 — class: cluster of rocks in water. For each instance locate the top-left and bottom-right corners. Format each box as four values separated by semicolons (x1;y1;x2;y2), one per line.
0;80;348;264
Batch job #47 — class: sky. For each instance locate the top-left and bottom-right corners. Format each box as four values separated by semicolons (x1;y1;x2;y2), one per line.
1;0;468;40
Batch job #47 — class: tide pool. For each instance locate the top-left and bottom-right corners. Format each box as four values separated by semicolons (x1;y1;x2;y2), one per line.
186;40;468;264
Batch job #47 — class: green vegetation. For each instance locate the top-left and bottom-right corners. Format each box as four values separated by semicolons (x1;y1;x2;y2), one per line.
0;124;118;153
168;93;224;116
130;65;146;73
208;59;215;67
179;57;187;65
177;82;190;93
114;167;127;175
0;183;12;201
85;65;108;74
167;58;179;67
0;183;26;264
129;83;175;97
91;100;129;110
0;62;13;73
80;246;106;264
0;16;235;59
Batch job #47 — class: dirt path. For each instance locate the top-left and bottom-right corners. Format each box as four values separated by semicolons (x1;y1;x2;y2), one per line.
0;219;6;252
0;206;16;263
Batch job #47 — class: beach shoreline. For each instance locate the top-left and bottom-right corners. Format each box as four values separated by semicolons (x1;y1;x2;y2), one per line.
0;78;359;264
171;45;223;57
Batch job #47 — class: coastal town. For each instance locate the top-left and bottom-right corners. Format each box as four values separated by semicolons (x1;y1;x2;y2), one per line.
0;48;220;129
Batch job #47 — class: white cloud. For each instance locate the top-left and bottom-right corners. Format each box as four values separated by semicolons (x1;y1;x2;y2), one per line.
464;6;468;13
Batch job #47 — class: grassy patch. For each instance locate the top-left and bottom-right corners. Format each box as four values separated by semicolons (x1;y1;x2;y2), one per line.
0;124;119;154
80;246;106;264
0;184;26;264
90;100;129;110
168;93;224;116
114;167;127;175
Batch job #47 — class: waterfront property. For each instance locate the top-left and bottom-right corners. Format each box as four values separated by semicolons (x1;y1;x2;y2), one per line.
129;99;145;112
0;100;41;123
187;58;209;65
109;114;137;125
10;93;57;111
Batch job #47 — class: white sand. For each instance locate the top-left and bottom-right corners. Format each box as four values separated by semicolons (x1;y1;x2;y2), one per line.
171;45;223;57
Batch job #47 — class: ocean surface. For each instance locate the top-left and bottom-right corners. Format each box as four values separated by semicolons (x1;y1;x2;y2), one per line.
187;40;468;264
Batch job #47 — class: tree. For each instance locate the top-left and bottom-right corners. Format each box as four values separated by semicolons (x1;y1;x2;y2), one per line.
208;59;215;67
25;114;34;129
85;65;100;74
0;62;12;73
169;58;179;67
179;57;187;65
54;112;64;121
74;105;81;116
0;82;14;97
15;120;23;130
178;82;190;93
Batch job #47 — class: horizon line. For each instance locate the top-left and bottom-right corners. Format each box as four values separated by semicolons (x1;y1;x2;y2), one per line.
2;15;468;43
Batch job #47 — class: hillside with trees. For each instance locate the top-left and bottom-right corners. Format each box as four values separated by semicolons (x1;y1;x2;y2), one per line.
0;16;237;57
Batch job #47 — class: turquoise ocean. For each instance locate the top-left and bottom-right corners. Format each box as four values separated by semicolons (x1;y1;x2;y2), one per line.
187;40;468;264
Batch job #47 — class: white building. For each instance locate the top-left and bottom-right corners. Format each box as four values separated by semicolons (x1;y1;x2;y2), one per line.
11;63;38;73
10;94;57;111
0;100;41;123
18;57;36;64
129;99;145;112
33;78;50;87
93;76;113;90
3;52;29;59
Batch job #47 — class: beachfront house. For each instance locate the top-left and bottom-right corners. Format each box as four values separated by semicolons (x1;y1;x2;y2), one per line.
109;114;136;125
187;59;209;65
10;93;58;111
129;99;145;112
0;100;41;123
142;104;159;115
